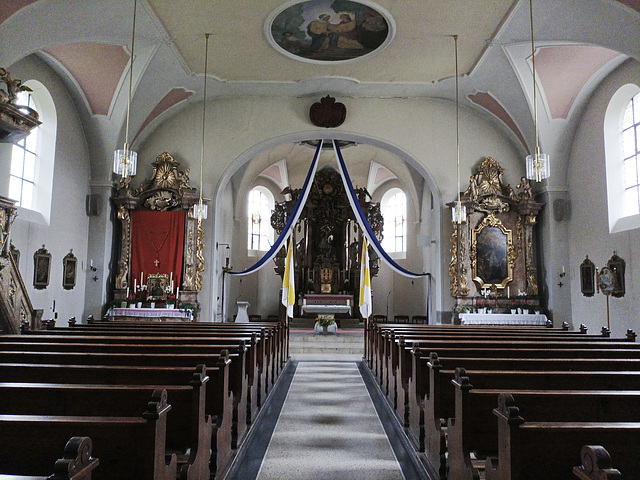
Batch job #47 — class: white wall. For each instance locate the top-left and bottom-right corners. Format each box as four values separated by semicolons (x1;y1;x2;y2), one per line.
0;55;91;325
568;59;640;336
138;95;522;321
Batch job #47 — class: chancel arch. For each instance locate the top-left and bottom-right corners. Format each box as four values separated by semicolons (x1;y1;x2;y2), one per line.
213;131;444;323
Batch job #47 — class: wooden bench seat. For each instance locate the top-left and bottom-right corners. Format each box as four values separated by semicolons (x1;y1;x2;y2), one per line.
0;390;176;480
0;375;211;480
0;362;232;479
0;436;98;480
484;394;640;480
0;346;251;452
447;370;640;480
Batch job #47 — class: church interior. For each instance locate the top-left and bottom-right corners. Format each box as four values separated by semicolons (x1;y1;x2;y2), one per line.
0;0;639;479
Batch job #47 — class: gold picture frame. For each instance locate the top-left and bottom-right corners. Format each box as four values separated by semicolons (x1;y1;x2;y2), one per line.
471;214;514;289
147;273;169;300
62;250;77;290
33;245;51;290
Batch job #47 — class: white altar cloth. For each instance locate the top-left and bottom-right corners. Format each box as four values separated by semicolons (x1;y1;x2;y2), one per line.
107;307;192;321
301;304;352;316
460;313;547;325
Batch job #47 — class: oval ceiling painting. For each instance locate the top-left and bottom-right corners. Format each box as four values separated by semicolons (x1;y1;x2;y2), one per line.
267;0;393;63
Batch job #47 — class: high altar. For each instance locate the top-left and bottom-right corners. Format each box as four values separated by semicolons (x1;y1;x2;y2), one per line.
111;152;205;320
271;166;382;318
449;157;545;322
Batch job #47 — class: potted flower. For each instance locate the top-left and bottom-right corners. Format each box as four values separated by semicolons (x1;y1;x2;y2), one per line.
477;299;485;314
166;294;176;309
486;300;495;314
522;299;529;315
510;301;517;314
315;315;337;335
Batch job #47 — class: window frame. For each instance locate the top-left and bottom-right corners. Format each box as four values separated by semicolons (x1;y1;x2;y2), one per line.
380;187;407;259
247;185;275;254
604;83;640;233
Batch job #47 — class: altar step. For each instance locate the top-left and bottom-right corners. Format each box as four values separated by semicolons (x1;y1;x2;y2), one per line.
290;317;363;329
289;329;364;361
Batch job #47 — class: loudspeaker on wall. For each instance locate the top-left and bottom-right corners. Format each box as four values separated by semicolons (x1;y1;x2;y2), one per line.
553;198;571;222
85;194;101;217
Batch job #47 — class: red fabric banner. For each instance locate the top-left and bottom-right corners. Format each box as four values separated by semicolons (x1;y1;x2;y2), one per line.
131;211;185;293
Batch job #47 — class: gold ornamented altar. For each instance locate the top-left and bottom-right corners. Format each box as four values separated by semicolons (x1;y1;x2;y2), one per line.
111;152;205;318
449;157;545;318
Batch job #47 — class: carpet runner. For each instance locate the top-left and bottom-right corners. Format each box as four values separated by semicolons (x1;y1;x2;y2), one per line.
256;361;405;480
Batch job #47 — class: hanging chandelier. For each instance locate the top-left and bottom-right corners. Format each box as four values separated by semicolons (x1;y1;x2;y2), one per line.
451;34;466;224
525;0;550;182
113;0;138;180
193;33;211;222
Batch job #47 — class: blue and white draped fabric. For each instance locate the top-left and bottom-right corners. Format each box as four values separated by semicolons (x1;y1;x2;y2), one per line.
333;139;430;279
228;139;323;276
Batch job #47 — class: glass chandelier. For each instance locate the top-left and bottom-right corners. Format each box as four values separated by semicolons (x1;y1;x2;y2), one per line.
525;0;550;182
113;0;138;179
451;34;466;224
194;33;211;222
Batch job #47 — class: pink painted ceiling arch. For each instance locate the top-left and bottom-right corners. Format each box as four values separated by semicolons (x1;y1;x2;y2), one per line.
132;88;194;145
468;92;529;153
0;0;38;25
535;45;622;120
45;42;130;116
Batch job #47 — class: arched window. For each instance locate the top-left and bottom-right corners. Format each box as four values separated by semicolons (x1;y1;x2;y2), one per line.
247;186;275;252
604;84;640;233
9;90;38;209
622;92;640;216
381;188;407;255
7;80;56;223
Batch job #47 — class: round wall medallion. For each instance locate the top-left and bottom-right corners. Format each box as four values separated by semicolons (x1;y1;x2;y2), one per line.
265;0;394;64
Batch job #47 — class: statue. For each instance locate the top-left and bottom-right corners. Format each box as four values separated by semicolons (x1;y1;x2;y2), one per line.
0;68;33;106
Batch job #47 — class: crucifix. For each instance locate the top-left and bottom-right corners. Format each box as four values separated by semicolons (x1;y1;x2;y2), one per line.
148;231;169;268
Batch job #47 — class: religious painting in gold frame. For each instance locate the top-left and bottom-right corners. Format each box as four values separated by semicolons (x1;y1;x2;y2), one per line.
147;273;169;300
471;214;514;289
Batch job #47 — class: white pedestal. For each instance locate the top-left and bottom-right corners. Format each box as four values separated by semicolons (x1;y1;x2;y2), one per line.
236;301;250;323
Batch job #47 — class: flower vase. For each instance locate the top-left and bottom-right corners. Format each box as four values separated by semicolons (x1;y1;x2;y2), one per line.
136;302;142;308
511;309;517;314
523;308;529;314
487;308;493;314
150;302;156;309
129;303;136;309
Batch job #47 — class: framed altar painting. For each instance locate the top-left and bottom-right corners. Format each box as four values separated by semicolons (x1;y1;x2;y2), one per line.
33;245;51;290
471;215;513;289
147;273;169;300
62;250;77;290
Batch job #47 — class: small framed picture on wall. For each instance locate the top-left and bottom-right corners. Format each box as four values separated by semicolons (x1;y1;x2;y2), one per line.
62;250;77;290
33;245;51;290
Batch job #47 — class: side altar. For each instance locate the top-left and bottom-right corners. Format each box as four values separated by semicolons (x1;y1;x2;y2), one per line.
449;157;545;322
110;152;205;319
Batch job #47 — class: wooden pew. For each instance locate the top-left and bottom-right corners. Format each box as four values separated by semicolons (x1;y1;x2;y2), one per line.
0;436;99;480
0;389;177;480
0;362;232;479
0;345;251;452
0;372;211;480
411;352;640;476
573;445;625;480
484;393;640;480
447;369;640;480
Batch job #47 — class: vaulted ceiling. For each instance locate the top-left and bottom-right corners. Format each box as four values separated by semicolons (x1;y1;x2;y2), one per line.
0;0;638;186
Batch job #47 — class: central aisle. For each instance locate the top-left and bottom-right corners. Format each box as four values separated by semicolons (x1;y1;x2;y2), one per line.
256;361;406;480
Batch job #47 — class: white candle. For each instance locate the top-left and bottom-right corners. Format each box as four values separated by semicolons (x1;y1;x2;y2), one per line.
90;259;93;268
562;265;565;274
170;272;173;285
141;271;143;285
134;279;137;292
176;287;179;300
126;287;129;298
507;286;510;298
